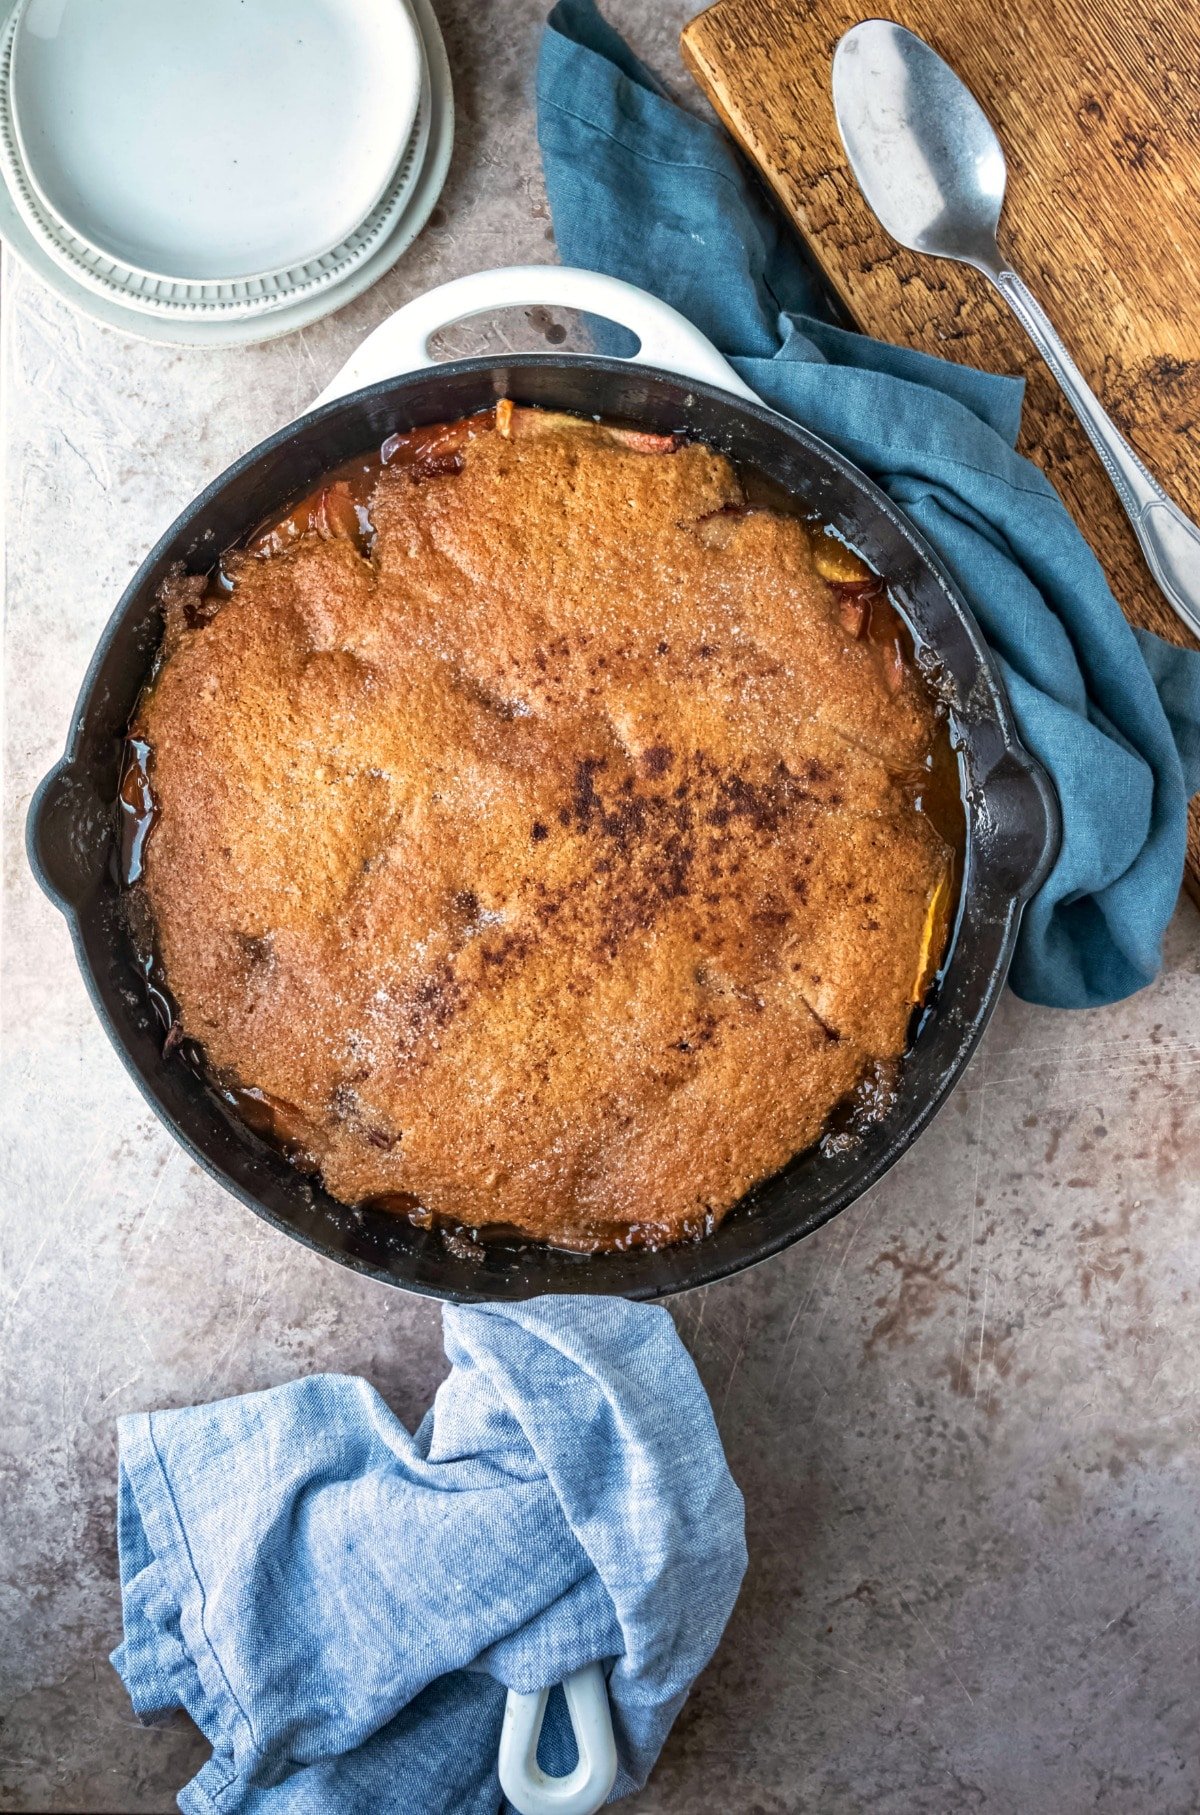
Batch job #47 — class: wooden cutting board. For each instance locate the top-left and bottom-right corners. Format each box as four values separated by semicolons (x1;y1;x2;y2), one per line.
681;0;1200;901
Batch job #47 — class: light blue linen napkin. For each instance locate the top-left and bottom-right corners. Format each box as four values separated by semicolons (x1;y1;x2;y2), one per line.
112;1298;746;1813
537;0;1200;1008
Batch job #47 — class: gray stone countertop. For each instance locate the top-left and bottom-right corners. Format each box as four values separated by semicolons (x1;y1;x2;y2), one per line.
2;2;1199;1810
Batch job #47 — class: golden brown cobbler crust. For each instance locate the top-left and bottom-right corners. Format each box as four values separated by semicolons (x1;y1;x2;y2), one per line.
139;416;951;1250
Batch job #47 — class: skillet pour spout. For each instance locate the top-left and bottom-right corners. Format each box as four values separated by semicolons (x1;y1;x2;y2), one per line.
25;267;1060;1302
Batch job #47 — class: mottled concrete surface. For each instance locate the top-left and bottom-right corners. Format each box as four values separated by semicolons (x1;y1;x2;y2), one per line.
2;3;1199;1810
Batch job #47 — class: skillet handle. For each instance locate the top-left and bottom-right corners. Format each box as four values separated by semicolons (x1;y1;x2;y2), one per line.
497;1662;618;1815
310;265;758;408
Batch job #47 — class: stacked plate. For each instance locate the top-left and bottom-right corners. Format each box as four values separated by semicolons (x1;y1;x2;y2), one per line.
0;0;454;345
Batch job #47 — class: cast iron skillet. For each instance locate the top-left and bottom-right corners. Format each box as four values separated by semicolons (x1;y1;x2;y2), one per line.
25;267;1059;1302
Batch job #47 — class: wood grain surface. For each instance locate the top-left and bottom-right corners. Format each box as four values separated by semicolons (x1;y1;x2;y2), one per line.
681;0;1200;898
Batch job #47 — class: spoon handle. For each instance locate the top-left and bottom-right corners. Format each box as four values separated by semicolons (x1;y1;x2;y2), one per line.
985;262;1200;643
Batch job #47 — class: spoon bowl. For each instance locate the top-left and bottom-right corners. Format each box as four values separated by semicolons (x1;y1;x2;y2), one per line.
833;19;1006;268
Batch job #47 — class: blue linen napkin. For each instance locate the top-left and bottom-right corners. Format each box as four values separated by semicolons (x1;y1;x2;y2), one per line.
112;1297;746;1814
537;0;1200;1008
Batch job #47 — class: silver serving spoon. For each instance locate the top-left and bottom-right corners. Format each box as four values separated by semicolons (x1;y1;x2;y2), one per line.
832;18;1200;642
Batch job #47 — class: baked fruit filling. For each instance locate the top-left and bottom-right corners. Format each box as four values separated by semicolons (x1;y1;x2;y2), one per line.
127;405;960;1253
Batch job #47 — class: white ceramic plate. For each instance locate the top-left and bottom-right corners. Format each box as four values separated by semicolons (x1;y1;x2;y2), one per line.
10;0;423;283
0;0;454;346
0;11;432;319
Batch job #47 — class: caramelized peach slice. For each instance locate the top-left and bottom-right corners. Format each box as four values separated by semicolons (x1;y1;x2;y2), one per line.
498;403;581;441
838;593;871;639
912;868;952;1001
246;503;307;558
381;415;488;466
880;637;907;694
247;481;362;556
313;481;362;541
605;426;679;454
219;1085;323;1168
813;533;873;586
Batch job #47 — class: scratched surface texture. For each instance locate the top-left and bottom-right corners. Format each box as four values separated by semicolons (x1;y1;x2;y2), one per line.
2;3;1200;1812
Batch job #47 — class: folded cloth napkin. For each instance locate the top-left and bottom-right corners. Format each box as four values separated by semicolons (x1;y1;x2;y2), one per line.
537;0;1200;1009
112;1297;746;1814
